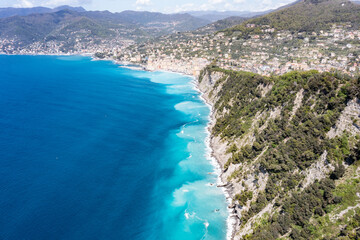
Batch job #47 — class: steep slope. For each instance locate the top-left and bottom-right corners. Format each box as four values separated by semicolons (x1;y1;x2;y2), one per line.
224;0;360;34
199;66;360;239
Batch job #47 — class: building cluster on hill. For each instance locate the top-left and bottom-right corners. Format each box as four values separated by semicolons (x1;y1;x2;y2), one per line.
1;21;359;78
0;36;133;56
111;24;359;76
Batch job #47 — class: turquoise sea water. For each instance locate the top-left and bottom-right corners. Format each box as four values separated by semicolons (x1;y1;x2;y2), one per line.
0;55;228;240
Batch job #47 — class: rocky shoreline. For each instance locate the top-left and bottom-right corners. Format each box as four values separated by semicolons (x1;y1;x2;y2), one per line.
197;71;241;240
203;100;240;240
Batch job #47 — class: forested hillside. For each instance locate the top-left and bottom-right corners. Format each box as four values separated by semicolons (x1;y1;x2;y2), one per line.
0;8;210;48
199;66;360;239
195;16;247;34
223;0;360;35
0;5;85;18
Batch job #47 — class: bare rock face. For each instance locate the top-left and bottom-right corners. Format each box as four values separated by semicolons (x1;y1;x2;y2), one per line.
257;83;273;98
198;69;276;238
327;98;360;139
198;70;225;105
211;135;232;170
198;67;360;239
289;88;304;121
301;150;334;189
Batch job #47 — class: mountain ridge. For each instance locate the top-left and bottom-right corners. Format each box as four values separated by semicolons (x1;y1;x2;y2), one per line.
0;5;85;18
184;10;273;22
0;8;211;51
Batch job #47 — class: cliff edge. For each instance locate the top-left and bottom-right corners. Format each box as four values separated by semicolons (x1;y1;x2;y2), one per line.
198;65;360;240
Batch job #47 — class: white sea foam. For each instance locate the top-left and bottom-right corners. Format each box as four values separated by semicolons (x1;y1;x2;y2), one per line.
204;221;209;228
100;61;232;239
154;69;234;239
89;59;233;239
112;64;231;239
172;187;188;207
199;218;210;240
184;210;196;220
174;101;206;113
192;80;236;240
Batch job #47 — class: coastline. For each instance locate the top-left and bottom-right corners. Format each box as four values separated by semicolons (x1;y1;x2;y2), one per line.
112;56;237;240
98;55;237;240
3;52;235;240
194;81;238;240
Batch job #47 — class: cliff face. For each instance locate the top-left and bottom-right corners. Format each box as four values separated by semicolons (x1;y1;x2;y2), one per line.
198;66;360;239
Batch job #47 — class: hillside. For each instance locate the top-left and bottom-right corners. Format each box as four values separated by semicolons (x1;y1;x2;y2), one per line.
224;0;360;34
0;10;91;45
198;66;360;239
185;10;272;22
195;16;248;34
0;8;210;52
82;10;210;34
0;5;85;18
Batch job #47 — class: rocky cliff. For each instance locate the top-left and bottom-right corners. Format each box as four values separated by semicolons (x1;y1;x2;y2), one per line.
198;65;360;239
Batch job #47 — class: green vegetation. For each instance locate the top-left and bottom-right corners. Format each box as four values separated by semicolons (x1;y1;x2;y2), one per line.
223;0;360;35
235;190;253;206
196;16;247;34
200;66;360;239
60;17;116;38
286;164;360;239
0;8;211;47
249;177;343;239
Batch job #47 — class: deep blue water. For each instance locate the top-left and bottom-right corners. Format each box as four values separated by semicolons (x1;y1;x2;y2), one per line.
0;55;228;240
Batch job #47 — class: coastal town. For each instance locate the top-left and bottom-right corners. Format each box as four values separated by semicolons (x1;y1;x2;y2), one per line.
116;23;360;76
1;21;359;78
0;36;133;56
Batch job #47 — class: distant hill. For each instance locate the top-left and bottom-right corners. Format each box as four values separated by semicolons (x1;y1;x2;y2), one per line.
0;10;91;45
53;6;86;12
224;0;360;34
0;5;85;18
195;16;248;33
82;10;210;33
184;10;272;22
0;8;210;47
